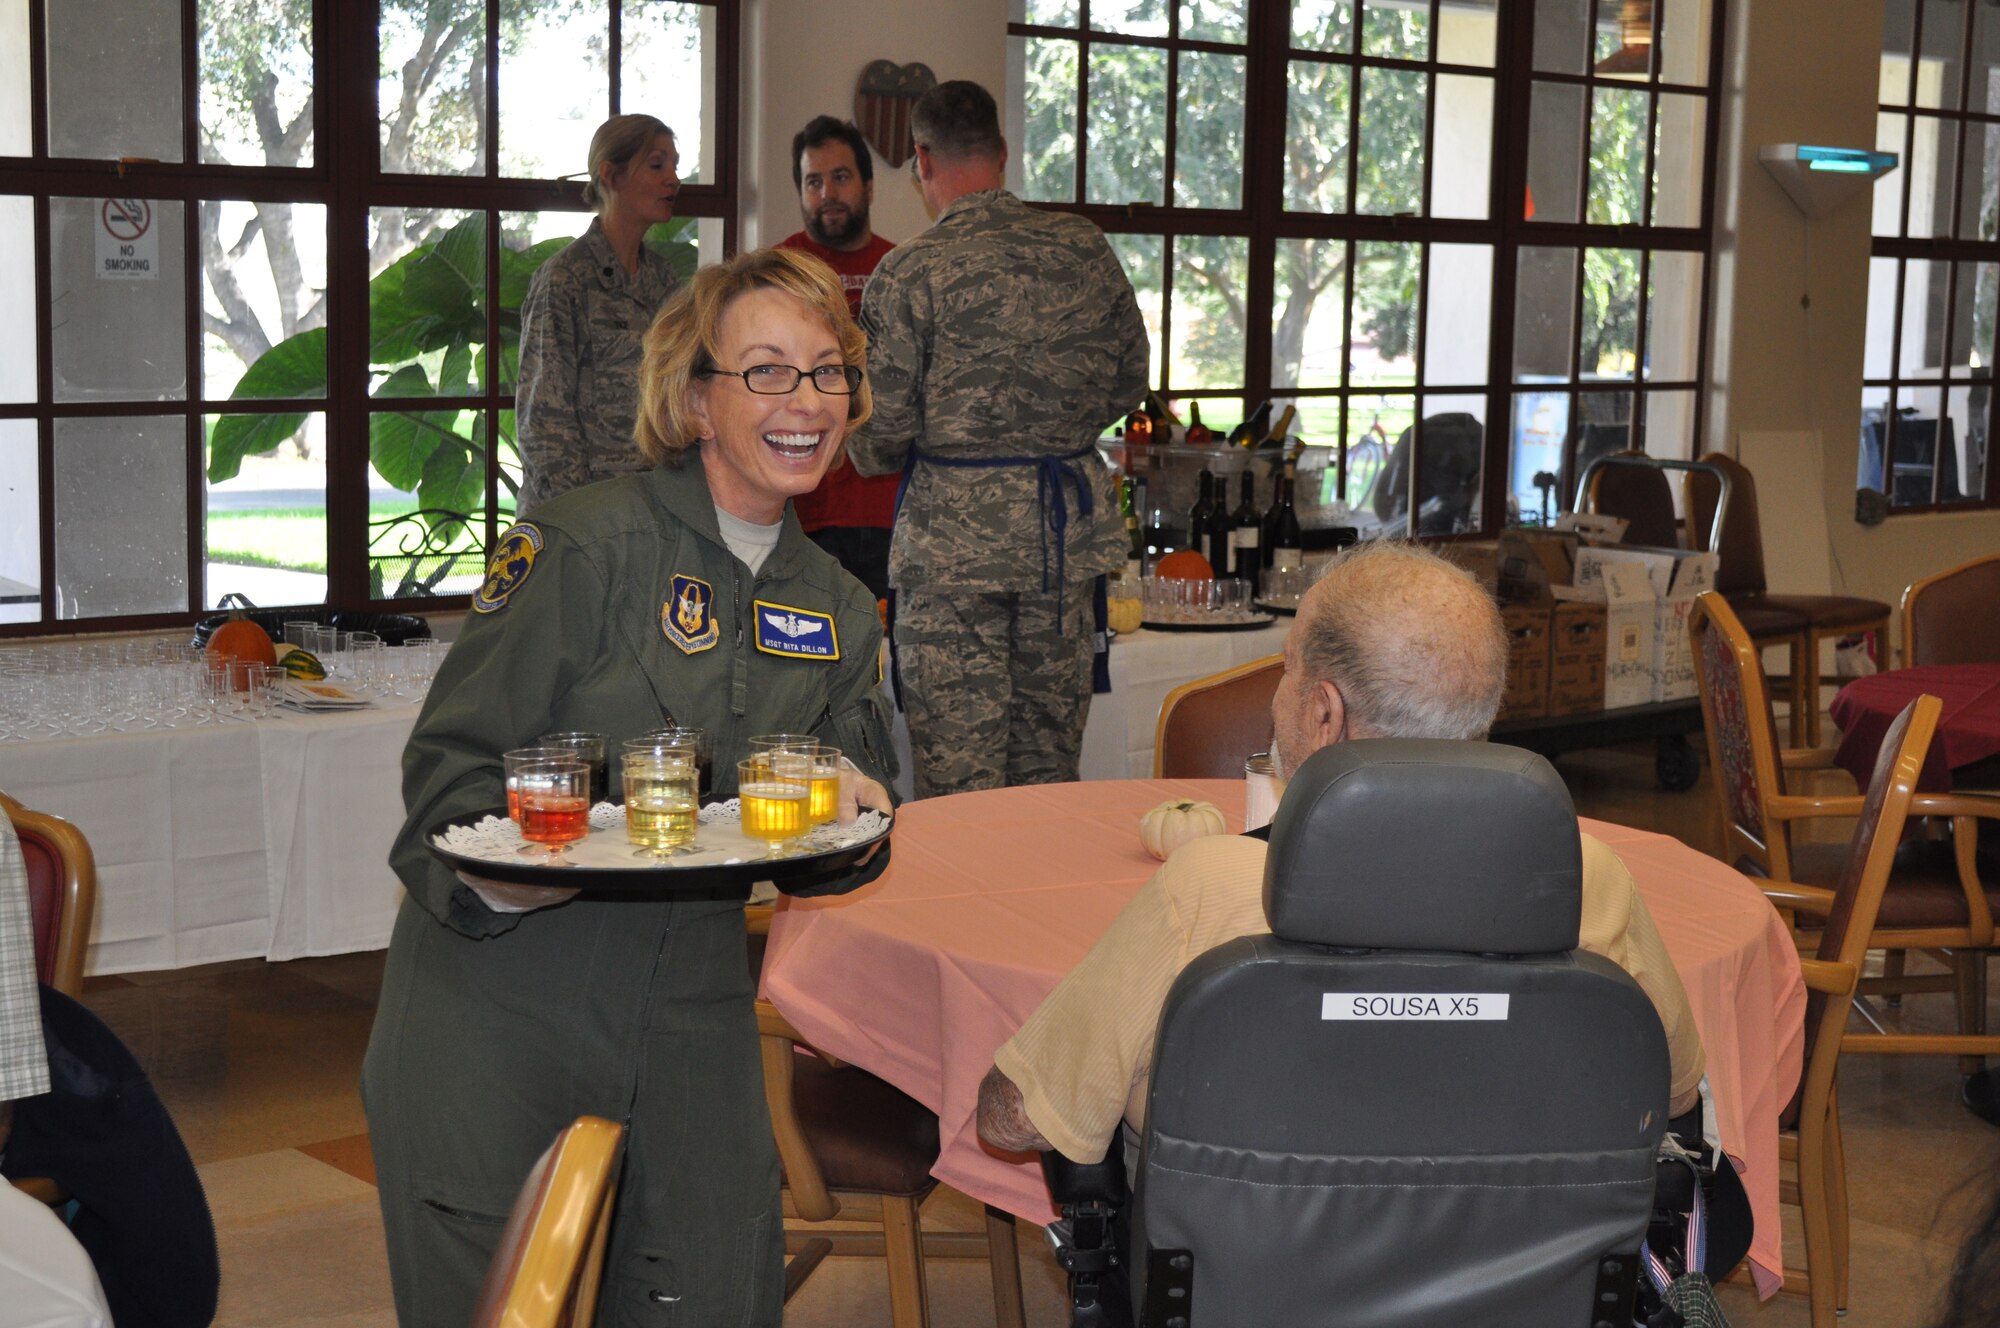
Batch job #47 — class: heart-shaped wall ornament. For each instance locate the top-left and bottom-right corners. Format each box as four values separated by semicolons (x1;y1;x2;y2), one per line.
853;60;937;169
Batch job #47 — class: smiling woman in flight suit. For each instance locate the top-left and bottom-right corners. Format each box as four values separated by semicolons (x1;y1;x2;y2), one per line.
362;247;895;1327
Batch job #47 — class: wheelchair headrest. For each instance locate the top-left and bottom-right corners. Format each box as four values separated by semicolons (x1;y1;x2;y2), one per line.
1262;740;1583;952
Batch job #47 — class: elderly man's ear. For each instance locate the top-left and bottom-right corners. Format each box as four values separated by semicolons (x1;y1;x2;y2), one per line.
1305;678;1348;751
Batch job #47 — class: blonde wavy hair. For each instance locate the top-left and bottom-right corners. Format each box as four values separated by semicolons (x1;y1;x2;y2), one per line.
635;247;873;464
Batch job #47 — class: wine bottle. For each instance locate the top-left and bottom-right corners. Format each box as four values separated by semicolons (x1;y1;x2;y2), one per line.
1229;470;1261;587
1123;478;1144;579
1187;471;1216;570
1270;463;1305;573
1184;401;1213;446
1224;400;1271;449
1144;501;1177;568
1202;472;1234;576
1260;403;1298;450
1124;407;1153;451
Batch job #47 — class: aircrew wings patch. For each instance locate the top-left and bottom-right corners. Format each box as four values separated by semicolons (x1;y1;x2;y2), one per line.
753;599;839;661
473;523;543;613
663;574;719;654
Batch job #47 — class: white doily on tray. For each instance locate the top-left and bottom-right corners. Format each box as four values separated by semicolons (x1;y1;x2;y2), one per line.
433;802;891;871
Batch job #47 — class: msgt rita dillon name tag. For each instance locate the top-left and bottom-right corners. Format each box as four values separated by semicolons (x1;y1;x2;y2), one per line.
1322;993;1510;1021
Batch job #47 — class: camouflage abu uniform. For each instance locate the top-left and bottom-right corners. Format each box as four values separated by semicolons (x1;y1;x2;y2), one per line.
851;189;1149;796
514;217;678;514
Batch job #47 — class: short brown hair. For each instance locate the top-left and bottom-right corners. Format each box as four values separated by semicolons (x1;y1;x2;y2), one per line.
912;80;1003;163
635;247;874;464
582;114;674;211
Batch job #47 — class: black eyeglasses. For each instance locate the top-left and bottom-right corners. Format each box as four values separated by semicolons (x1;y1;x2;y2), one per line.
697;364;864;395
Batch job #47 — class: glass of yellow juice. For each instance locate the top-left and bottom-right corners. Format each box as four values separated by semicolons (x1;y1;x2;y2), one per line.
623;748;698;858
737;754;811;852
804;746;842;825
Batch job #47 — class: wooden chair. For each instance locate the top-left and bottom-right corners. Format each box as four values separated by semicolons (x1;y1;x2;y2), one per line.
1902;553;2000;667
746;908;1026;1328
1688;452;1891;748
1688;592;2000;1063
1153;655;1284;780
467;1115;624;1328
1760;694;1939;1327
1;790;97;998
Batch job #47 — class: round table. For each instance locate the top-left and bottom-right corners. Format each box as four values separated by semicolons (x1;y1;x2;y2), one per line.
1830;663;2000;792
763;778;1806;1296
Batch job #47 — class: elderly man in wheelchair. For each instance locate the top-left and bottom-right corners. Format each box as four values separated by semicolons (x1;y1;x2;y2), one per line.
975;542;1730;1327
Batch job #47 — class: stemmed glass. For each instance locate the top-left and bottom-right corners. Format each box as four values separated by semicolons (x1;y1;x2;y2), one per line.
622;746;699;859
511;758;591;863
737;753;812;855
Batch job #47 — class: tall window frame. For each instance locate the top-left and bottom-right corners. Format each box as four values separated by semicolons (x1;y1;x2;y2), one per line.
1007;0;1725;536
1862;0;2000;514
0;0;739;638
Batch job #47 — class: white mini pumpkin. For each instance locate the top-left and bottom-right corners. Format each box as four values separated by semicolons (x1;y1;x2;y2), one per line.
1139;799;1229;860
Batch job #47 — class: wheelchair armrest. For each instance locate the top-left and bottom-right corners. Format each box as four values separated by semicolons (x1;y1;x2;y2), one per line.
1042;1148;1130;1209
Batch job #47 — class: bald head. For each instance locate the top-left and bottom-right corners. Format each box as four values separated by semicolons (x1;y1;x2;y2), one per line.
1270;541;1508;777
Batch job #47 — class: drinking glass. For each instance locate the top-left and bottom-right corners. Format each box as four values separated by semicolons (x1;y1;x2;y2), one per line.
503;747;569;822
512;758;592;861
283;620;315;650
803;747;843;826
623;748;699;858
537;731;608;806
748;733;818;755
639;725;711;799
737;754;811;853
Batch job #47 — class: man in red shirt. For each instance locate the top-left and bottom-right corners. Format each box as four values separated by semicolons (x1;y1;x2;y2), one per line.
777;116;899;602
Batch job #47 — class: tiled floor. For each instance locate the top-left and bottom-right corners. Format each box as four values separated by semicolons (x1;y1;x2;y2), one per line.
74;737;2000;1327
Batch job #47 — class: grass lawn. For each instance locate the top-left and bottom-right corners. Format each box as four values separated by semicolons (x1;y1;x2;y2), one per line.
207;504;497;580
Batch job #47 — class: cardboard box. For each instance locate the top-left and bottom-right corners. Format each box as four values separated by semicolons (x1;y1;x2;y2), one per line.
1435;540;1501;598
1496;603;1552;722
1497;529;1584;605
1548;602;1608;716
1572;546;1720;704
1595;561;1658;709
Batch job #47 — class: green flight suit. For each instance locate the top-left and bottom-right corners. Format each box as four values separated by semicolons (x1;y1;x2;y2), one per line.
361;457;893;1328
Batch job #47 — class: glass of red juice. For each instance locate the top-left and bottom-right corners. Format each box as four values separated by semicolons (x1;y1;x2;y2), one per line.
513;758;591;860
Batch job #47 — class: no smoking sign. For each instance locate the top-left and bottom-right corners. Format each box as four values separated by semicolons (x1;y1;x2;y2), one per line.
96;197;157;280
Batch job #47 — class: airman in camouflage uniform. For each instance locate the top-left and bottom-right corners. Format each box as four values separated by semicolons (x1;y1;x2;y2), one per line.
515;216;679;514
850;80;1149;797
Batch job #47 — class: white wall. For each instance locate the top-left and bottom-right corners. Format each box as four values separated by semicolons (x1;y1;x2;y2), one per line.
739;0;1007;251
1710;0;2000;641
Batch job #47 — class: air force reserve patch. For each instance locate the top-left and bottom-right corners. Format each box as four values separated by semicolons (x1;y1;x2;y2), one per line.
473;523;543;613
753;599;840;661
663;574;719;654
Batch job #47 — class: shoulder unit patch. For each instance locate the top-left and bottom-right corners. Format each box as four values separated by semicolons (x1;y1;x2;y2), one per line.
663;574;719;654
473;523;543;613
753;599;840;661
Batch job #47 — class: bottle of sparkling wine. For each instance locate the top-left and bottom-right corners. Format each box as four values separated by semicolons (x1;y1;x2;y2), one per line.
1225;400;1271;449
1124;406;1153;452
1259;403;1298;450
1230;470;1261;587
1185;401;1213;446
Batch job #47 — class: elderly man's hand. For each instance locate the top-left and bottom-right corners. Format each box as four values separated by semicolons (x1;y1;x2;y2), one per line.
976;1064;1054;1155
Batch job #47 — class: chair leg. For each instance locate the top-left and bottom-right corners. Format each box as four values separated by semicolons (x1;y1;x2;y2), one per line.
882;1194;931;1328
985;1206;1027;1328
1827;1088;1850;1314
1796;1107;1837;1328
1959;950;1991;1075
1882;950;1906;1007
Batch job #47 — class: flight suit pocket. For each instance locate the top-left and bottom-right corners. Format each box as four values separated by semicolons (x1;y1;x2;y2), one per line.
828;693;896;786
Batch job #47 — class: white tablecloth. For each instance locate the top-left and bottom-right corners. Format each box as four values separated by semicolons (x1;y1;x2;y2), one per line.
0;705;419;974
885;619;1290;797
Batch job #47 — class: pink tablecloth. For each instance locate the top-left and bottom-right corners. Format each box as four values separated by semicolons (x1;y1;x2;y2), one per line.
764;779;1806;1296
1831;664;2000;791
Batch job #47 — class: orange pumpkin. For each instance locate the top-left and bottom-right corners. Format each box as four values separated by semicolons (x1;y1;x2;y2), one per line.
207;618;278;685
1153;550;1214;581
